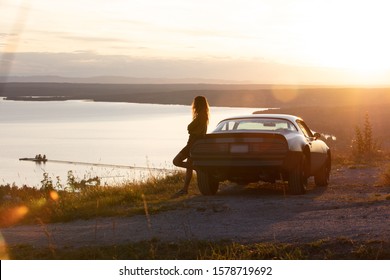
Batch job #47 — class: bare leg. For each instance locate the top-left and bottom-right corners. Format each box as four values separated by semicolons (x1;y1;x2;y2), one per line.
183;167;193;192
172;152;193;196
173;152;191;169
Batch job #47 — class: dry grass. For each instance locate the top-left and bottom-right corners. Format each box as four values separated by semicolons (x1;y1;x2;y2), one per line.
7;238;390;260
0;171;194;227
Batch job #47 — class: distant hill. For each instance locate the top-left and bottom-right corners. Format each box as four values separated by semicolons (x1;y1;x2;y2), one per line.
0;75;250;84
1;82;389;109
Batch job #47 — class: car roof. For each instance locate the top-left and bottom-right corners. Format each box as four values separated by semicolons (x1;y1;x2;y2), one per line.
218;113;303;123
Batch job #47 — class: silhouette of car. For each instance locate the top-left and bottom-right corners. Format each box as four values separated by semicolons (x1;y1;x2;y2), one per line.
191;113;331;195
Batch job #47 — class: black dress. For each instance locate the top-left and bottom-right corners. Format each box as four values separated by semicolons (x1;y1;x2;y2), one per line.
179;113;208;157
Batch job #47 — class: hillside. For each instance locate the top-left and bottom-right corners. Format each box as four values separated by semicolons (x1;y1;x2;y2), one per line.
1;83;390;108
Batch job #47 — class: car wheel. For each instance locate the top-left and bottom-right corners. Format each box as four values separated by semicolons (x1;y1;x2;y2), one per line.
288;153;308;195
196;169;219;195
314;156;331;187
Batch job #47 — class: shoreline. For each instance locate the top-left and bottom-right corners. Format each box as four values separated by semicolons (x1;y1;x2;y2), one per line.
1;83;390;108
2;83;390;152
2;86;390;151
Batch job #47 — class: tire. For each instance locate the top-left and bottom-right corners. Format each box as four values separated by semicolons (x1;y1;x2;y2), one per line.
196;169;219;195
288;153;308;195
314;156;331;187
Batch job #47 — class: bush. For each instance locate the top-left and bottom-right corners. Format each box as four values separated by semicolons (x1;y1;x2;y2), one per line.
351;113;380;162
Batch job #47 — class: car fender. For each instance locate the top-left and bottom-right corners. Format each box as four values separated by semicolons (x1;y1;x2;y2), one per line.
284;133;307;152
309;139;330;173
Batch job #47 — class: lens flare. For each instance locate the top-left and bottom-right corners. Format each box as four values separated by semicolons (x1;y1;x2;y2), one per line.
0;233;9;260
1;206;29;227
272;88;298;103
49;191;59;202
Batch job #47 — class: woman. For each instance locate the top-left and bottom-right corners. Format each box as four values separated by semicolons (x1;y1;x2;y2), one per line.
172;96;210;197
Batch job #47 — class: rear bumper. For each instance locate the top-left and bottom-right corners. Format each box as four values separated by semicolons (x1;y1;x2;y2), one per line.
192;151;303;171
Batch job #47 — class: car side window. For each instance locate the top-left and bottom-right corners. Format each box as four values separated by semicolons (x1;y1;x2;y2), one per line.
297;120;313;138
217;121;235;131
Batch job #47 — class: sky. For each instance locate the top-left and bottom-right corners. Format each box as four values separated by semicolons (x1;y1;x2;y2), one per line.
1;0;390;84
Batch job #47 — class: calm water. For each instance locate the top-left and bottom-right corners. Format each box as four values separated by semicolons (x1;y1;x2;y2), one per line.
0;99;257;187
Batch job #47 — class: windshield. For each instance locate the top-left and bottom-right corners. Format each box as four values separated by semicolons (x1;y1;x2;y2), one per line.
213;118;298;132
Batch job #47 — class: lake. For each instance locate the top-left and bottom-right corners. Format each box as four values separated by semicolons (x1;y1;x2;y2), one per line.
0;98;258;187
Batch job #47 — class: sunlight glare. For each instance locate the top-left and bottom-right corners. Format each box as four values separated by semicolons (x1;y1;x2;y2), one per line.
49;190;59;202
15;205;29;218
294;0;390;73
2;206;29;227
272;87;298;103
0;233;9;260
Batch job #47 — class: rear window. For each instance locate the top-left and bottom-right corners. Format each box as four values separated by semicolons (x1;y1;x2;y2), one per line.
214;118;298;132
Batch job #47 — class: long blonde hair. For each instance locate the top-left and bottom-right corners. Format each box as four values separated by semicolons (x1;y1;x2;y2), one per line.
192;95;209;123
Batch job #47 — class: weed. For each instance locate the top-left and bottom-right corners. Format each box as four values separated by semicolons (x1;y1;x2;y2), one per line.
0;170;188;227
351;113;381;162
7;239;390;260
40;173;54;191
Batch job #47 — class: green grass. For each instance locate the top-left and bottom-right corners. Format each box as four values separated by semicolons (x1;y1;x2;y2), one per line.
0;171;193;227
5;238;390;260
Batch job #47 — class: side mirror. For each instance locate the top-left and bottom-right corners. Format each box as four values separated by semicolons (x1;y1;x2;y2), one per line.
314;132;321;140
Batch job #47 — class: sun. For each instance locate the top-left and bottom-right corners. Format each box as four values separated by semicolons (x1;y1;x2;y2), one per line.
295;1;390;75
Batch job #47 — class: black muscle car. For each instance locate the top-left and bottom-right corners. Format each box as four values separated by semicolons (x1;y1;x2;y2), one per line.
191;114;331;195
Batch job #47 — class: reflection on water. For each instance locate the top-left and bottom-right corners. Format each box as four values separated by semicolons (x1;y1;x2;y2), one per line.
0;99;259;187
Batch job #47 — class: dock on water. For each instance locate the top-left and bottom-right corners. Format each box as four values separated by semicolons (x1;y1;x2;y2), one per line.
18;157;174;172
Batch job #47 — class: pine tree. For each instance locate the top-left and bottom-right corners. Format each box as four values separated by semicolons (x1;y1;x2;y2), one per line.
354;126;364;155
352;113;379;161
363;113;373;155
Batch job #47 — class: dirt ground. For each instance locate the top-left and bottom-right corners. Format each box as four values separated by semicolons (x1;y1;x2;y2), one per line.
1;165;389;249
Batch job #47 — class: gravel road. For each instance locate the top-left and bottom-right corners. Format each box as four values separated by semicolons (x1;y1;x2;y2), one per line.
1;166;389;248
